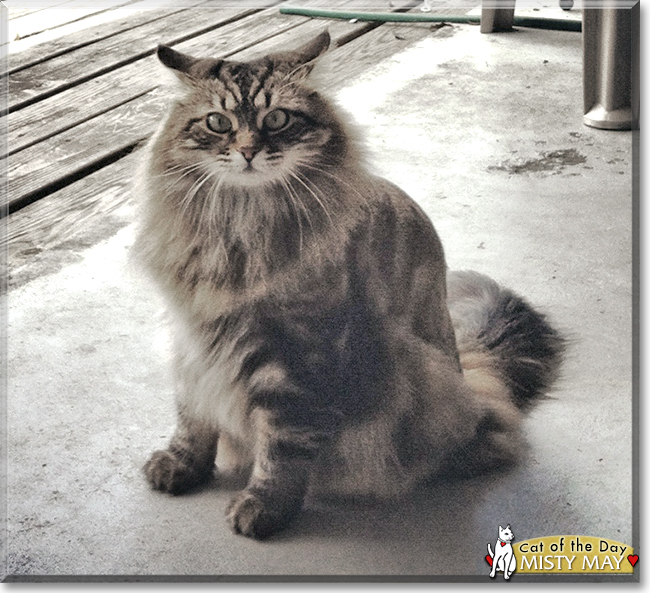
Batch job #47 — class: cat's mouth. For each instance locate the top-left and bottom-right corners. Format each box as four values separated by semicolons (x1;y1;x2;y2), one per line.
236;152;262;175
221;161;275;188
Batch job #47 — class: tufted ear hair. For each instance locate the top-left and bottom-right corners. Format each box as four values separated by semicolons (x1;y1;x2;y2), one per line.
271;30;331;81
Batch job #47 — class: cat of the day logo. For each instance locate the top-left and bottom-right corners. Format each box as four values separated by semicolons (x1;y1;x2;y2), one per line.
485;526;637;578
486;525;517;580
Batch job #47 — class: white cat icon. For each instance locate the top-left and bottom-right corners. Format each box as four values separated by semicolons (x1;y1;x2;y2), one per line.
487;524;517;580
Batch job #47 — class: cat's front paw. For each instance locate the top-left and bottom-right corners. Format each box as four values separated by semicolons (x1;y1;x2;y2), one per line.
144;449;211;495
225;490;298;539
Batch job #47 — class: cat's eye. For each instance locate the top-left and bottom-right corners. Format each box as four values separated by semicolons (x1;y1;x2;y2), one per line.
263;109;290;132
206;112;233;134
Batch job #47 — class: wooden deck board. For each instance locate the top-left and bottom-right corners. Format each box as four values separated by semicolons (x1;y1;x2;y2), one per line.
7;1;78;23
6;0;142;47
6;0;199;75
4;151;140;292
5;1;220;57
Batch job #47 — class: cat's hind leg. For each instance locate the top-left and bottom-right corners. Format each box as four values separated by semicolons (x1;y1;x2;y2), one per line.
144;416;218;495
487;544;497;578
490;561;498;579
437;357;526;478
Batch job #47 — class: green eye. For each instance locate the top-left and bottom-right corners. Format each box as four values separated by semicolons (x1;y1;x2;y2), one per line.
263;109;290;131
206;112;232;134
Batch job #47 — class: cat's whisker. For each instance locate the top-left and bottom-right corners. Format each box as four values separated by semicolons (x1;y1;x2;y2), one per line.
153;162;205;179
193;172;223;247
198;173;230;266
178;170;212;221
282;180;304;254
206;174;227;245
165;169;210;197
196;184;213;244
279;176;312;255
178;169;208;205
150;164;207;204
174;172;217;255
285;175;320;234
288;170;336;230
153;164;207;197
297;160;370;209
291;179;316;235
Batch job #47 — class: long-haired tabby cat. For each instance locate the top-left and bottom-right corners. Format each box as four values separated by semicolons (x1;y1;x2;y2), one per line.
134;31;563;539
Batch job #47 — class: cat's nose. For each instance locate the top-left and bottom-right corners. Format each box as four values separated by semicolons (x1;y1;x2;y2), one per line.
239;146;259;163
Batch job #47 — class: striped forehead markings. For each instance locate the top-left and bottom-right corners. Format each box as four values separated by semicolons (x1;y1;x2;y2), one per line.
247;62;277;108
223;90;238;112
253;87;271;109
210;62;277;119
223;78;243;104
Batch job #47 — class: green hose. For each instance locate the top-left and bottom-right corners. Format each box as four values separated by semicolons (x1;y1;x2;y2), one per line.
279;6;582;32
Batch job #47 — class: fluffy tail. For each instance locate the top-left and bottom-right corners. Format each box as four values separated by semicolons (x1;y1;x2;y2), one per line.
447;270;564;409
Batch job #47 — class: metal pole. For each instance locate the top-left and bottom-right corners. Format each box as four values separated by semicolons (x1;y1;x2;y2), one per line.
583;4;639;130
480;0;516;33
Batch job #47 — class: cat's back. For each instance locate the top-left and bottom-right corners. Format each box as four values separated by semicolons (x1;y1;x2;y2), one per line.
344;171;456;358
349;172;448;281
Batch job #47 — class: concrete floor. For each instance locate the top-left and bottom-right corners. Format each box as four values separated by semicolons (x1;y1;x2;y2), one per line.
5;23;635;579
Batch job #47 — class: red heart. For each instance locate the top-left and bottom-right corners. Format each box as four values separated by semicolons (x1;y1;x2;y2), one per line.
628;555;639;567
501;542;506;547
485;555;493;567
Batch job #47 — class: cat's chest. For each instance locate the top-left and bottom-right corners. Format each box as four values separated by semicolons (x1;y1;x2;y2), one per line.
495;542;513;555
162;247;244;319
171;246;351;323
173;313;252;441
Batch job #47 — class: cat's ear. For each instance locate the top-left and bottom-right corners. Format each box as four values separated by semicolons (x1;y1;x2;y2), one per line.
272;30;331;81
157;45;199;75
294;29;331;64
157;44;224;89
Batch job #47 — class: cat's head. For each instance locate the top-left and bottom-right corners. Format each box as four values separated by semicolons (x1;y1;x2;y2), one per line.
498;525;514;542
153;31;348;189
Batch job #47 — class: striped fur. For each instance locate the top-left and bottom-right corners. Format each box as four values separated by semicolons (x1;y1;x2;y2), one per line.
135;32;563;539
